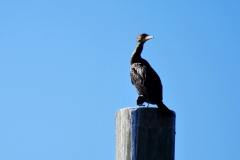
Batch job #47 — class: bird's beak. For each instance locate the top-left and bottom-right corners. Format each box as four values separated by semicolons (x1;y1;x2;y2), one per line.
144;36;154;41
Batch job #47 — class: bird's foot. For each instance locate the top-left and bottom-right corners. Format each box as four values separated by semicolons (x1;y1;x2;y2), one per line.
136;95;146;106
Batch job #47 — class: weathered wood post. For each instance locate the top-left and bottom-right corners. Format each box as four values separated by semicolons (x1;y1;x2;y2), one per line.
116;107;176;160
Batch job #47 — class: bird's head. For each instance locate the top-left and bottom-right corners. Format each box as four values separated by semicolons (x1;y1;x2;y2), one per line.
137;33;154;43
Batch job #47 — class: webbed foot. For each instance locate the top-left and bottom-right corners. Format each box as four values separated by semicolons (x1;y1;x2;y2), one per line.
136;95;146;106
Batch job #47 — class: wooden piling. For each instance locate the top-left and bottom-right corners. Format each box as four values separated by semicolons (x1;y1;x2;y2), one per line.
116;107;176;160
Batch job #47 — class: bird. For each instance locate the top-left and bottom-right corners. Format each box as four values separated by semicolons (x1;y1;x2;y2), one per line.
130;33;174;116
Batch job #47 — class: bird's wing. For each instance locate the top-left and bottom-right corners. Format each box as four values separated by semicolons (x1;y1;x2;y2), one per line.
130;62;163;101
130;63;147;85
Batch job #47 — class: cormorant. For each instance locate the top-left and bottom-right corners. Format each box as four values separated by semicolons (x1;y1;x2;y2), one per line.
130;33;174;116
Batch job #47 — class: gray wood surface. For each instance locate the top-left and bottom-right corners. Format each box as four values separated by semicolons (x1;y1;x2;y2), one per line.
116;107;176;160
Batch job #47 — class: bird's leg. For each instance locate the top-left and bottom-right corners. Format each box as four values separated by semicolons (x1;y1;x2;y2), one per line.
136;95;145;106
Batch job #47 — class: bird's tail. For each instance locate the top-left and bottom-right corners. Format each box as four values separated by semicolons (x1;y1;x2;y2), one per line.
157;102;175;117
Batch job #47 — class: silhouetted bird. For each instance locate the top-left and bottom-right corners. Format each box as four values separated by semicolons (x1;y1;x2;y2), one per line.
130;33;174;116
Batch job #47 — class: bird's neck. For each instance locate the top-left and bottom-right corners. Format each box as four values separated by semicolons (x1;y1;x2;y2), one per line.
130;42;144;64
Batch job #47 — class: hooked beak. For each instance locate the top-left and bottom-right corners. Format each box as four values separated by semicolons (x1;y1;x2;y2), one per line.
144;35;154;41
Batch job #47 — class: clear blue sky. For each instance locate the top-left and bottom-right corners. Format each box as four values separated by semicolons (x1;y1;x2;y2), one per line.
0;1;239;160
